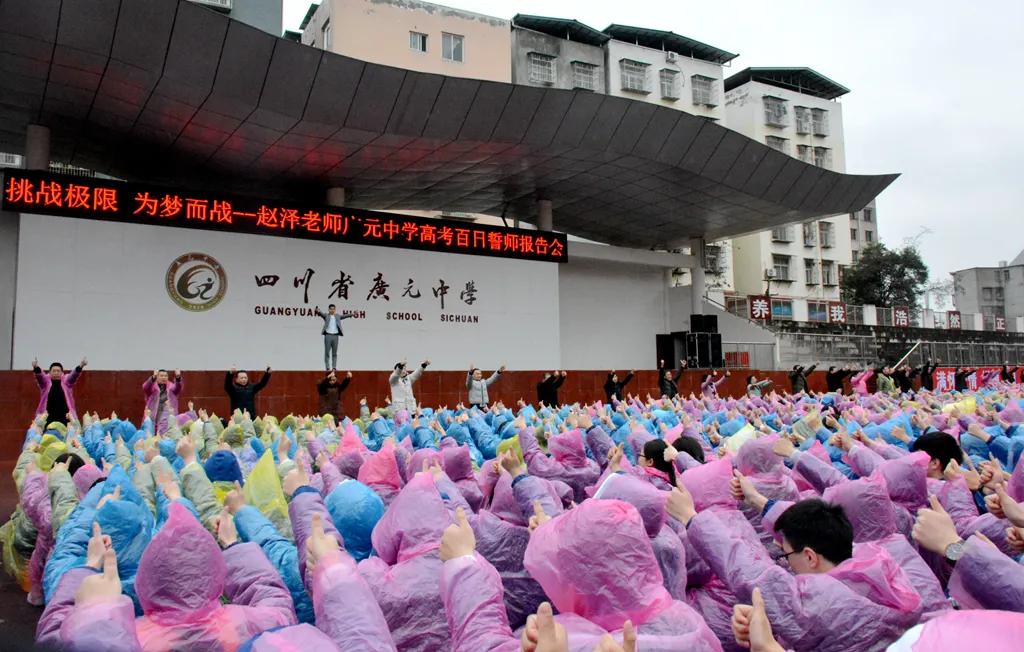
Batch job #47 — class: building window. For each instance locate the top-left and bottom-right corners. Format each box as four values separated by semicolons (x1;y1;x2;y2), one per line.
409;31;427;53
528;52;556;85
804;258;819;285
813;147;832;169
772;254;791;281
1004;269;1011;282
322;20;331;50
620;59;649;93
795;106;811;134
691;75;717;106
862;208;873;222
812;108;830;136
659;69;680;100
796;145;813;164
726;297;748;318
851;250;859;264
765;136;788;154
771;299;794;321
771;225;793;242
996;287;1005;301
571;61;597;90
763;96;788;127
821;260;836;285
851;228;858;241
442;33;464;62
808;301;829;322
802;223;817;246
819;221;834;248
864;230;873;243
983;288;994;301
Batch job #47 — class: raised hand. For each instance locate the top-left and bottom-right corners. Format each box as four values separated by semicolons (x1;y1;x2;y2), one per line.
912;494;961;555
215;507;238;548
732;587;785;652
85;522;113;570
225;481;246;514
96;485;121;510
439;507;475;561
75;548;121;606
520;602;570;652
156;470;181;502
607;443;625;473
666;477;697;525
731;470;767;511
987;483;1024;527
528;500;551;533
282;466;309;498
306;513;340;570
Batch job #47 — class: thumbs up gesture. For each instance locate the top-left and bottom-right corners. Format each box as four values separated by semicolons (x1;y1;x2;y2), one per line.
912;494;962;555
440;507;476;561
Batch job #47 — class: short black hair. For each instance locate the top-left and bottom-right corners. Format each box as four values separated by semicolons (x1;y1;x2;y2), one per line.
672;436;705;464
641;439;677;486
53;452;85;477
911;431;963;470
49;362;63;371
773;499;853;565
328;304;336;309
746;374;756;385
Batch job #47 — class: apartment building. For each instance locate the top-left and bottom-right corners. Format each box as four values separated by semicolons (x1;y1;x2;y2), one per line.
510;15;609;93
849;199;879;264
723;67;852;320
301;0;511;82
953;250;1024;330
190;0;283;36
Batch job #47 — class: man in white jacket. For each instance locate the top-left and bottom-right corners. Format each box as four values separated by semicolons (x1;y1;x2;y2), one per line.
390;359;430;412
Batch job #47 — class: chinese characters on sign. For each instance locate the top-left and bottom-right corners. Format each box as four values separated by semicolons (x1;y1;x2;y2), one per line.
2;171;569;263
995;317;1006;332
828;302;846;324
748;296;771;321
255;269;480;310
948;311;962;330
893;306;910;328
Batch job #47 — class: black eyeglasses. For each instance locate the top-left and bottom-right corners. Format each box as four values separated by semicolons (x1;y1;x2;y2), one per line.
773;549;800;562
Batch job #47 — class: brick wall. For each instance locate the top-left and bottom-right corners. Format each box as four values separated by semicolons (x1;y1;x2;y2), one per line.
0;369;825;462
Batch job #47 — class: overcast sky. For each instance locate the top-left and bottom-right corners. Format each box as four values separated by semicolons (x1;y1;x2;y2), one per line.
283;0;1024;282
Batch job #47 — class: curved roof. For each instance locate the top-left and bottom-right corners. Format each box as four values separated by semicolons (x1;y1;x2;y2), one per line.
513;14;610;47
0;0;896;248
602;24;738;65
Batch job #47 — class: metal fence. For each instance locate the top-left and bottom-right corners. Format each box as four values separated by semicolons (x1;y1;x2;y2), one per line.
777;332;1024;368
721;342;777;370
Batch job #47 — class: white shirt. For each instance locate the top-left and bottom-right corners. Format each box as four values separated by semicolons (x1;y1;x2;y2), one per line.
325;314;339;334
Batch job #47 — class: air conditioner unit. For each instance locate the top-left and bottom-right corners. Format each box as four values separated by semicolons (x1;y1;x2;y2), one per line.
665;51;678;63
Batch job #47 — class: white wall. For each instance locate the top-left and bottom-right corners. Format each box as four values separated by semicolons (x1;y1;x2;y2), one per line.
605;40;726;121
15;214;559;370
558;259;668;369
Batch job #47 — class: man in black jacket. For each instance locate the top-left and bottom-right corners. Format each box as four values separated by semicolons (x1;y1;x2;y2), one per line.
225;366;272;416
1001;361;1019;383
604;370;635;403
893;365;917;394
825;366;853;393
536;371;567;406
954;366;973;392
788;362;818;394
917;358;938;392
657;359;687;398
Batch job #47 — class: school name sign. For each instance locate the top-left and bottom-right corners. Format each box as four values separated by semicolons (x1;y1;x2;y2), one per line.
2;170;568;263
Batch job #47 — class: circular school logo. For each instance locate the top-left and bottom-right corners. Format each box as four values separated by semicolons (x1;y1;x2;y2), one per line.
165;253;227;312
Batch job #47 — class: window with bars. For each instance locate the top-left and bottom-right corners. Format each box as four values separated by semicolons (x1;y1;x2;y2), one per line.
726;297;748;318
852;250;859;264
851;228;858;241
802;223;816;246
821;260;836;285
862;208;873;222
772;254;791;281
763;96;788;127
819;222;834;248
765;136;788;153
865;230;873;243
812;108;830;136
797;145;813;163
804;258;819;285
322;20;331;50
620;59;649;93
771;226;794;242
659;69;680;99
442;32;464;62
813;147;832;169
528;52;556;85
771;299;794;320
795;106;811;134
691;75;717;106
409;31;427;52
808;301;829;322
571;61;597;90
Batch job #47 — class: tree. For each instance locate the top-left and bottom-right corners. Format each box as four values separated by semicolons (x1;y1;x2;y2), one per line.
841;243;929;311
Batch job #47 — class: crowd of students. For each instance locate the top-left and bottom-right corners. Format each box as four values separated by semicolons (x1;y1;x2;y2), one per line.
3;356;1024;651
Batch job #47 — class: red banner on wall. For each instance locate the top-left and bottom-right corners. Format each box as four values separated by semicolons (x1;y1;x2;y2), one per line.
828;301;846;324
893;306;910;328
948;311;962;330
748;295;771;321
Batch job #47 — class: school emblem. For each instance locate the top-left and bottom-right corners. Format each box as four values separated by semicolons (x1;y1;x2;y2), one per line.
165;252;227;312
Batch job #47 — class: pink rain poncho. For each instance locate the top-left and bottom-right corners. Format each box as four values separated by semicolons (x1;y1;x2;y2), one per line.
357;441;403;506
442;444;485;512
50;503;295;651
519;427;600;502
947;536;1024;612
688;508;924;652
891;610;1024;651
358;472;453;651
441;499;721;651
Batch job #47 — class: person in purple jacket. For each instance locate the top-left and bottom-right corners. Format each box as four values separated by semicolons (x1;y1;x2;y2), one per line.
142;369;183;435
701;370;730;398
32;356;87;425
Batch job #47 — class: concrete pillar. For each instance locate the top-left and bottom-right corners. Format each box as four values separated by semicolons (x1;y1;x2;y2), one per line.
25;125;50;170
537;199;553;231
690;239;705;317
326;187;346;207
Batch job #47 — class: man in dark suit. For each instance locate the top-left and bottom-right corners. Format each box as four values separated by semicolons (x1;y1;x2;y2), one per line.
314;304;353;371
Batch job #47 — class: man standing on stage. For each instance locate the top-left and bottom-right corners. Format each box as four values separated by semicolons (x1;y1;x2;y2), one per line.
32;356;87;425
314;304;353;371
225;366;272;417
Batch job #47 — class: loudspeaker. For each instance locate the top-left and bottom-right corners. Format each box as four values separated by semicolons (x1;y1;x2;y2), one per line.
655;334;675;367
690;314;719;333
710;332;723;368
686;332;699;368
696;333;711;367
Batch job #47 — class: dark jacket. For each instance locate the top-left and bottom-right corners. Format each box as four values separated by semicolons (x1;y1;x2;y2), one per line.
1001;365;1018;383
825;368;852;393
317;375;351;421
316;309;353;336
893;369;915;394
788;364;816;394
917;363;937;392
224;371;271;417
603;372;634;403
954;368;971;392
536;374;566;406
657;362;685;398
